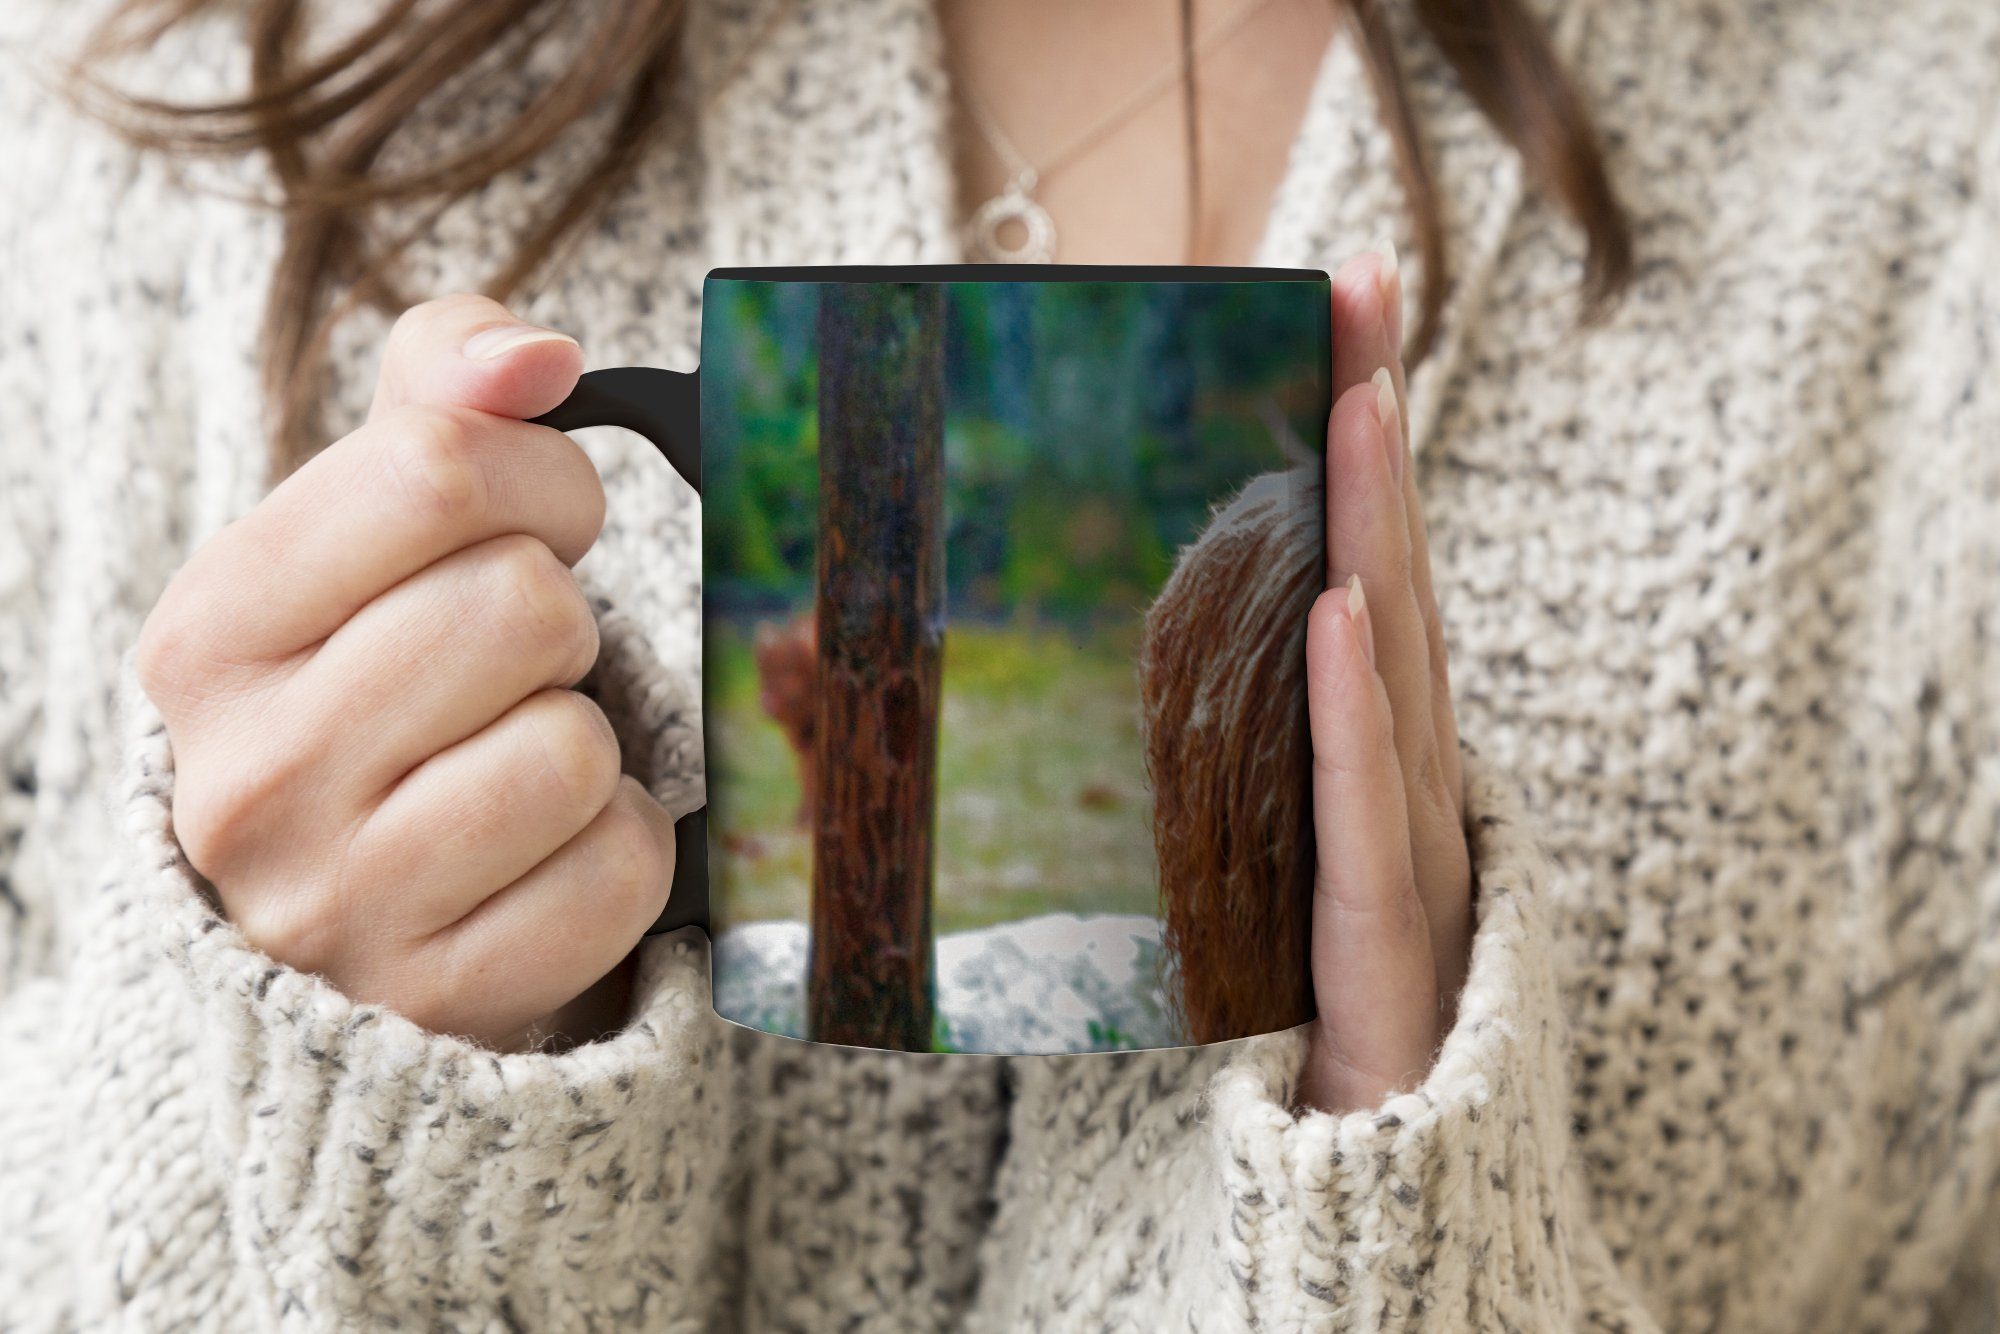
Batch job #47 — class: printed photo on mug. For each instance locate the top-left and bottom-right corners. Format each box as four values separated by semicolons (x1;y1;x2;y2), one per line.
699;274;1331;1054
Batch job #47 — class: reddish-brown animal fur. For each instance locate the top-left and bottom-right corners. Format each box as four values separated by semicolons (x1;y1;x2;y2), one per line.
1139;469;1323;1045
754;613;819;827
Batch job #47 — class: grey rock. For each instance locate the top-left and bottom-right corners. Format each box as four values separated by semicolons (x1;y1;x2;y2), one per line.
710;914;1187;1054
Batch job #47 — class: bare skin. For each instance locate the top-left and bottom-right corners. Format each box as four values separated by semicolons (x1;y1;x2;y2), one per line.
939;0;1336;266
142;5;1472;1109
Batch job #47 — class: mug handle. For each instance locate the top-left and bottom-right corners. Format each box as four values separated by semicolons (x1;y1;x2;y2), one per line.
530;367;708;937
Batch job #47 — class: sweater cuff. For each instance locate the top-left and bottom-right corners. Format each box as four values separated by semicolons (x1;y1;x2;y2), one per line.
1206;750;1594;1331
109;594;735;1326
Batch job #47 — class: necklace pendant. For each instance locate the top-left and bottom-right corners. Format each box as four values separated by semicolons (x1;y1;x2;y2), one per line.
965;179;1057;264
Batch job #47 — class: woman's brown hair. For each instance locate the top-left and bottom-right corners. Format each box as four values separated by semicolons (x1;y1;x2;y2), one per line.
72;0;1630;469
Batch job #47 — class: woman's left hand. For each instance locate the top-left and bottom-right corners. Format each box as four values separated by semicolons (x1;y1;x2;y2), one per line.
1296;247;1473;1114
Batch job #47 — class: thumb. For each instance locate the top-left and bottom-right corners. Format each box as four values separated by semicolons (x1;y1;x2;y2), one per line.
368;293;585;423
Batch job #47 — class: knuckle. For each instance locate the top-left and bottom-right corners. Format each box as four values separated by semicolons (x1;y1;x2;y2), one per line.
525;691;622;819
1411;743;1453;813
572;472;610;558
1384;880;1432;944
1386;541;1417;594
591;781;671;919
380;403;490;523
491;537;597;673
383;303;435;360
135;597;199;704
1311;704;1396;790
231;888;342;972
1375;872;1432;945
1320;859;1429;947
170;785;236;878
136;553;243;705
172;747;304;881
1408;752;1463;852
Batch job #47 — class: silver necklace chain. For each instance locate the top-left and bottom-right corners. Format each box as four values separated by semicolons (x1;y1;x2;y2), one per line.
957;0;1281;263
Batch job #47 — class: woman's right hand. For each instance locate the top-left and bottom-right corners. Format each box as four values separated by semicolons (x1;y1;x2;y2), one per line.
137;295;679;1051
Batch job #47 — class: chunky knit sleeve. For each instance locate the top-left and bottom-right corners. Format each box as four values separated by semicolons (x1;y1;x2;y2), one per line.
0;599;745;1330
0;6;66;994
970;752;1659;1333
1197;755;1656;1330
0;339;51;995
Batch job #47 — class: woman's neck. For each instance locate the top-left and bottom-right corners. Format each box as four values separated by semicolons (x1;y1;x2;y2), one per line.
937;0;1336;267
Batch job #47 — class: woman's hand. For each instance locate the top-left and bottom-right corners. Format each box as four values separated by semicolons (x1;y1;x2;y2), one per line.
1297;248;1473;1113
137;295;677;1052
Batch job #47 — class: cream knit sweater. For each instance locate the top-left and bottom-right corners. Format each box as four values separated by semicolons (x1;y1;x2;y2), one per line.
3;0;1998;1329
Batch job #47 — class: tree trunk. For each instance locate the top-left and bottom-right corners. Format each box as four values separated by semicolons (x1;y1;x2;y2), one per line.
807;283;944;1051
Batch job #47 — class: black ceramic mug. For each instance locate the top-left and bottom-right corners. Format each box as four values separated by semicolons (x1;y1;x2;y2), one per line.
533;264;1331;1055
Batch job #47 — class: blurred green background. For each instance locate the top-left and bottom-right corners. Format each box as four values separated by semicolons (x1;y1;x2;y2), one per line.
702;278;1326;929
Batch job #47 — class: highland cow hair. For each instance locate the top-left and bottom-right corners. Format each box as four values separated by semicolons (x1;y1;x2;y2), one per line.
1139;468;1324;1045
754;612;819;827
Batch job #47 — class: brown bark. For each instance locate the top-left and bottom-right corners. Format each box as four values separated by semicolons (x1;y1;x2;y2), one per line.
806;283;944;1051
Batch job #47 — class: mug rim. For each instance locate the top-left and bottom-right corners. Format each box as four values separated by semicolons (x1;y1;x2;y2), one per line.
706;264;1327;284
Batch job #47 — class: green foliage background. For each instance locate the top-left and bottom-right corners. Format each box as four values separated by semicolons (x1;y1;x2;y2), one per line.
702;280;1326;619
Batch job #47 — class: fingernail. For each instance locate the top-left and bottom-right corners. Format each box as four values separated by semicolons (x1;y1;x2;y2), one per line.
1370;237;1402;348
1372;367;1405;485
1369;237;1400;303
463;324;579;361
1346;574;1376;668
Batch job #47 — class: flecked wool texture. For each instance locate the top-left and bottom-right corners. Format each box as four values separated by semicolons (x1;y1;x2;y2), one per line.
4;0;2000;1329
